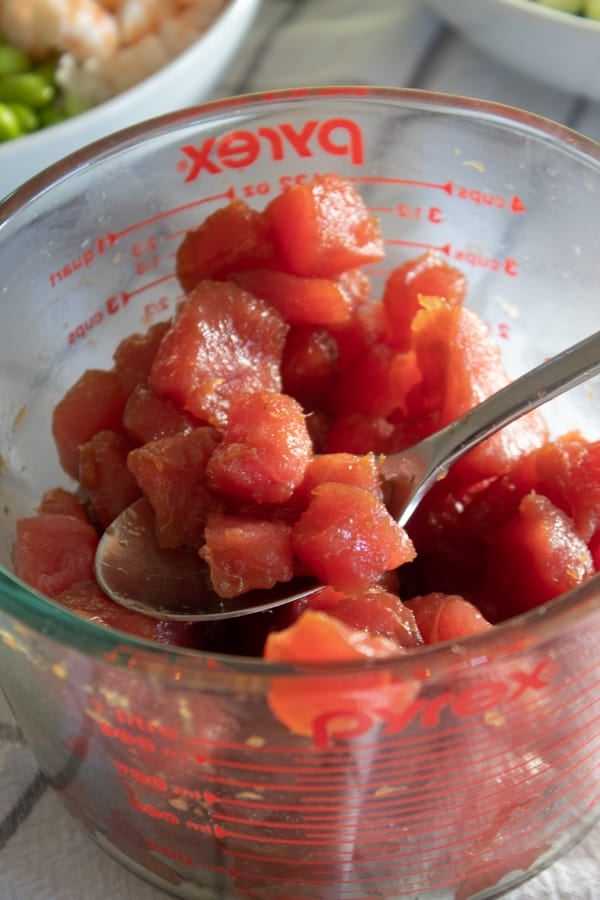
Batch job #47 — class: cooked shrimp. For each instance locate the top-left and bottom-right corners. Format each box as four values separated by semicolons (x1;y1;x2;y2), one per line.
1;0;230;104
102;32;170;93
115;0;165;46
0;0;119;60
160;0;227;56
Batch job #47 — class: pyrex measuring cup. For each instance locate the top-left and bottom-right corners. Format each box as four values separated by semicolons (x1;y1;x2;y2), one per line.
0;88;599;900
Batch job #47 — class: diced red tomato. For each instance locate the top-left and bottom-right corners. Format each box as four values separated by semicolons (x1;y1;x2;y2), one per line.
382;250;467;351
55;579;202;647
264;609;410;737
205;392;313;505
408;302;547;482
52;369;128;479
127;427;221;548
280;325;339;409
149;280;288;426
33;176;600;666
199;512;294;598
404;478;489;602
264;173;384;277
78;430;141;529
534;435;600;542
14;514;99;598
305;585;423;648
485;492;594;615
175;199;280;293
296;452;383;508
329;342;420;417
405;592;493;644
336;268;372;305
325;412;395;455
112;321;170;395
123;383;199;445
231;268;355;325
37;487;88;522
292;482;415;594
328;297;387;369
590;531;600;570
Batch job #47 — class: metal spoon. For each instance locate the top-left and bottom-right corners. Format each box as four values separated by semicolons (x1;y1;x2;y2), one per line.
95;328;600;621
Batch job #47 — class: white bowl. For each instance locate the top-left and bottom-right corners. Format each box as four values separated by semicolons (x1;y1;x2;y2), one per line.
0;0;262;200
424;0;600;100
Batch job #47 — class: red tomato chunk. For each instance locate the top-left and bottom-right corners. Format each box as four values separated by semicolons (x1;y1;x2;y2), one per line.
13;173;598;696
149;280;288;426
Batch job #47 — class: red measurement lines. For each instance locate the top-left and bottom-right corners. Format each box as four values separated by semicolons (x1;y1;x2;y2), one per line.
351;175;454;195
99;186;235;246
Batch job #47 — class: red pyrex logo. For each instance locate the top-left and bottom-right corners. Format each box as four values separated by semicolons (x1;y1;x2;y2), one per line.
311;658;558;749
179;118;364;182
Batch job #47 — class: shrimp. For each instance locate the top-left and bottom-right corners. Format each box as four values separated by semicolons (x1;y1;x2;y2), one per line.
102;32;170;93
1;0;231;105
114;0;165;46
0;0;119;60
160;0;227;56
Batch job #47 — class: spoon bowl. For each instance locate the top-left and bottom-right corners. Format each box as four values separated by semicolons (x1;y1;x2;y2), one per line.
95;328;600;621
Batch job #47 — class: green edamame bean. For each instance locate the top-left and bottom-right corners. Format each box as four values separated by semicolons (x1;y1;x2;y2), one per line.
0;73;55;108
34;59;58;87
0;103;23;141
7;102;39;133
0;44;32;77
63;92;91;118
40;106;68;127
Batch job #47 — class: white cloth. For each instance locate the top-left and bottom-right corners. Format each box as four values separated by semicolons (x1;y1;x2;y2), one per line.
1;1;599;897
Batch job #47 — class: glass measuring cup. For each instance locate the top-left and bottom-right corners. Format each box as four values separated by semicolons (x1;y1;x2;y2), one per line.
0;88;599;900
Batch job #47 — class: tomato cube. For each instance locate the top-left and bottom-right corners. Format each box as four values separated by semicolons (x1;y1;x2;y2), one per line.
123;384;199;445
113;321;170;395
281;324;339;409
264;173;384;277
405;592;492;644
206;392;313;504
306;585;424;647
199;512;294;598
127;427;221;548
56;579;202;647
264;609;409;737
14;514;99;598
176;199;279;293
485;492;594;615
383;250;467;351
52;369;128;480
37;487;88;522
79;430;142;529
292;482;415;593
149;280;288;426
232;268;354;325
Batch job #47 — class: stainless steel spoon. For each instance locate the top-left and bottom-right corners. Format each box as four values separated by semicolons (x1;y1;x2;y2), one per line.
95;328;600;621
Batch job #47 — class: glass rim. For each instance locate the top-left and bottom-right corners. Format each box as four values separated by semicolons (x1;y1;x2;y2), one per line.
1;85;599;678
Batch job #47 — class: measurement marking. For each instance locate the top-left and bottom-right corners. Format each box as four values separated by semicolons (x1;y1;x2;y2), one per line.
196;693;600;778
361;786;600;898
385;238;451;254
122;272;178;302
350;175;453;194
163;229;189;242
199;733;600;848
225;789;598;897
206;743;599;849
180;655;599;759
209;765;596;851
193;722;598;798
104;187;234;244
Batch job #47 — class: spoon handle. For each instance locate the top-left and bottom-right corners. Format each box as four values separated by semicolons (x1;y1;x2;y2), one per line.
382;328;600;526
